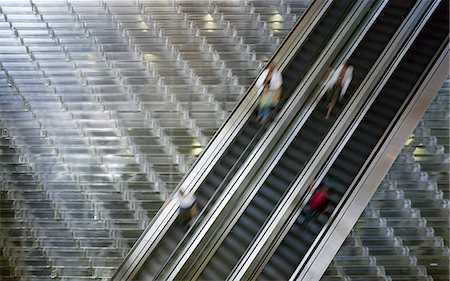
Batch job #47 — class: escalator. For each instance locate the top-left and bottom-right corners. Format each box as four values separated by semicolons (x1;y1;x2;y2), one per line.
193;1;422;280
258;1;449;280
115;0;360;279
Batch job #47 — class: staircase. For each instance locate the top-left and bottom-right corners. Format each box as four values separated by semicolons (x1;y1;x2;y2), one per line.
0;0;307;280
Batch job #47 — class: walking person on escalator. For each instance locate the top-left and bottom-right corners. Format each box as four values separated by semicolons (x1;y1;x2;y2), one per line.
163;190;199;226
302;180;333;226
324;60;353;119
255;63;283;123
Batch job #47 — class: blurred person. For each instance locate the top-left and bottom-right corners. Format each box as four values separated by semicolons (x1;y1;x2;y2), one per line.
302;180;333;226
324;60;353;119
163;190;199;225
255;63;283;123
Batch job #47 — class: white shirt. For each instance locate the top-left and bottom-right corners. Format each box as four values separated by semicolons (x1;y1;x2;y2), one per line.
255;68;283;93
173;192;197;209
326;64;354;98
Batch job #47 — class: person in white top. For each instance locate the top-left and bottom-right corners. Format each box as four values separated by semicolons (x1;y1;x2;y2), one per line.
324;60;354;119
164;190;199;225
255;63;283;123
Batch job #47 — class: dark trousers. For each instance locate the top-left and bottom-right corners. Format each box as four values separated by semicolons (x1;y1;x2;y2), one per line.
302;205;321;226
326;84;342;104
258;105;274;122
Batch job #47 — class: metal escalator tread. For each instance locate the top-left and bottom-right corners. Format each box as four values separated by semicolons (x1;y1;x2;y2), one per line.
258;184;282;201
205;172;223;187
339;150;366;170
334;159;360;178
250;196;275;220
280;155;302;174
263;176;289;193
267;249;295;273
228;143;246;157
301;122;327;143
221;154;238;170
288;226;315;251
233;220;257;242
258;186;283;205
224;233;250;258
370;101;399;116
261;265;281;281
199;258;227;281
277;163;299;179
265;217;319;281
204;235;250;277
211;167;228;181
259;1;449;280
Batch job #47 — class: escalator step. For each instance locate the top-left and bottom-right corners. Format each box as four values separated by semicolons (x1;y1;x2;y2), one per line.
258;263;282;281
238;133;252;147
222;234;248;258
231;224;254;246
200;257;227;281
238;214;261;237
264;177;289;193
205;173;223;187
280;153;300;168
229;144;245;158
266;254;294;278
254;196;277;217
328;168;354;185
275;166;297;181
220;156;237;171
283;234;309;255
259;185;284;202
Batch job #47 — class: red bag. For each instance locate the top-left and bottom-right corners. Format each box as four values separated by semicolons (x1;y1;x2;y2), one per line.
309;187;328;210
